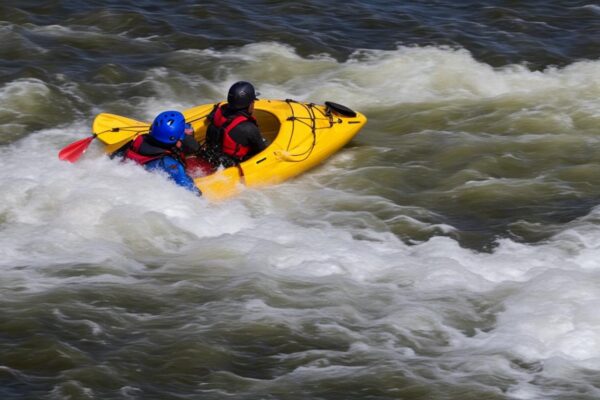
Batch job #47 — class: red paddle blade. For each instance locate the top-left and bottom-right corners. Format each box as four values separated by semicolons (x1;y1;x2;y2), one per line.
58;135;96;163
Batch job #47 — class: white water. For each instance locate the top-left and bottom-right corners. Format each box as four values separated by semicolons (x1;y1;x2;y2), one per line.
2;44;600;398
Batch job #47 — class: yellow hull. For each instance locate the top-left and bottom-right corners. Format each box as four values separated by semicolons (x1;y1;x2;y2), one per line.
94;99;367;200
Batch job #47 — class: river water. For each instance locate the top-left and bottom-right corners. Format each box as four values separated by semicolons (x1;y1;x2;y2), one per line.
1;1;600;399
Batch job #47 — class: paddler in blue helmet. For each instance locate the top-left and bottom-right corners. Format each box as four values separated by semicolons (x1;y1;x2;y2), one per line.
203;81;267;168
122;110;201;195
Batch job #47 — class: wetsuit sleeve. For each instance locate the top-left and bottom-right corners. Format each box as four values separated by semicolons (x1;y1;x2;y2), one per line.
181;133;200;154
235;122;267;154
158;156;202;196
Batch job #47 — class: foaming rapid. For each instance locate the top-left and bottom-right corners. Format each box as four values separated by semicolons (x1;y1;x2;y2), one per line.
168;43;600;109
2;43;600;398
3;42;599;136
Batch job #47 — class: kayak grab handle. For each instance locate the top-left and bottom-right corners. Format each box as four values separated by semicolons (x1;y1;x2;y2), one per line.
274;150;295;161
325;101;357;118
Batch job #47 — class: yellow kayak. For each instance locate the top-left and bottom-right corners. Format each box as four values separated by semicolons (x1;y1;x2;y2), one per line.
92;99;367;200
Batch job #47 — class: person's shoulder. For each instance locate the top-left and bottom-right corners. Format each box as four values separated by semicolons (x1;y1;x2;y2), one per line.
238;118;259;130
230;121;259;140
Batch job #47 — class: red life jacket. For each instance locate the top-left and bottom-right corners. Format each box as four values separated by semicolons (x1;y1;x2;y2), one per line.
123;135;172;165
211;105;256;160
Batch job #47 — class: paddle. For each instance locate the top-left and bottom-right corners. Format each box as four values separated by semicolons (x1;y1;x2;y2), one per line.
58;134;97;163
58;109;213;163
58;113;151;163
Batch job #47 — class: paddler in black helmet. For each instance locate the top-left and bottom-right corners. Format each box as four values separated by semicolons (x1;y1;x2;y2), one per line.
204;81;267;168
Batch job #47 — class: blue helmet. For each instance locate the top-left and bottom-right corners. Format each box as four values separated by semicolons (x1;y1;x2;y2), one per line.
150;110;186;145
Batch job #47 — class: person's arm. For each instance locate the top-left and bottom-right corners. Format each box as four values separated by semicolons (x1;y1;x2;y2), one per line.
160;157;202;196
252;129;267;153
238;123;267;154
181;123;200;154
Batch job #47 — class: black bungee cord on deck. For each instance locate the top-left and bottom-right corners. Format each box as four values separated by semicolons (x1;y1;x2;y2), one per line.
283;99;344;162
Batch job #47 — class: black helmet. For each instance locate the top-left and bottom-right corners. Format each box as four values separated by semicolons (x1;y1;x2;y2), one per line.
227;81;259;110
